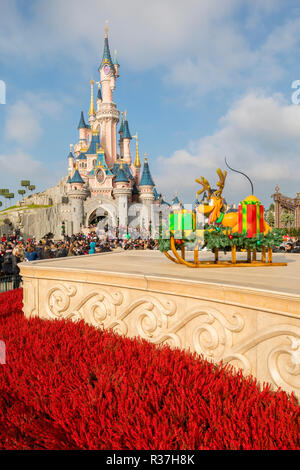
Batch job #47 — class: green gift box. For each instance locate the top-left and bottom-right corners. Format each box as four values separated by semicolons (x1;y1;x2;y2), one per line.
169;210;196;238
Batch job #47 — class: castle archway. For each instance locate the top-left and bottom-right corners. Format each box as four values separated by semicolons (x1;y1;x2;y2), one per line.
85;202;117;230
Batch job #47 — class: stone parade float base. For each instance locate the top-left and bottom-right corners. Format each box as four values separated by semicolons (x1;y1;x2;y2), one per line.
20;250;300;399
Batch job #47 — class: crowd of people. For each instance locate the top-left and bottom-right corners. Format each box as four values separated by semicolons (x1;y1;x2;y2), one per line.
0;232;159;286
1;230;300;289
274;238;300;253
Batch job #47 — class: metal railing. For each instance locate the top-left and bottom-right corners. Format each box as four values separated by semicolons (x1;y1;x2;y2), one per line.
0;275;22;293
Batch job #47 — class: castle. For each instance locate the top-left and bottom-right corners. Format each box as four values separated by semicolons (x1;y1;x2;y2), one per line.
0;24;167;241
60;23;166;238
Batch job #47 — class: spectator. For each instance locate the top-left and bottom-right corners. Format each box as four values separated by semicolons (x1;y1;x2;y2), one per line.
89;242;96;254
25;244;38;262
2;244;14;275
12;245;24;288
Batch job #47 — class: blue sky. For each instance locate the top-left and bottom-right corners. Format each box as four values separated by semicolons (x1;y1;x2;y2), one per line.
1;0;300;207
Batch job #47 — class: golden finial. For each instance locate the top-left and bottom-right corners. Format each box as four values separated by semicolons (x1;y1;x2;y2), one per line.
120;160;124;169
105;20;108;38
88;79;95;116
124;110;127;120
144;152;148;163
132;132;141;167
70;144;73;152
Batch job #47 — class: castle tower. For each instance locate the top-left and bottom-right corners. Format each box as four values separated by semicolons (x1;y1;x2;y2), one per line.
139;154;155;232
171;192;183;211
97;22;119;169
113;162;131;230
67;145;74;176
78;111;89;147
122;111;132;165
86;127;100;172
67;169;88;234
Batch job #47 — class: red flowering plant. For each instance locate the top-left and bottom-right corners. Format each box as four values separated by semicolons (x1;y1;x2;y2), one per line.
0;289;299;450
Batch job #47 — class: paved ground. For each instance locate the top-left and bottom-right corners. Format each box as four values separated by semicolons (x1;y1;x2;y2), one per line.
27;250;300;297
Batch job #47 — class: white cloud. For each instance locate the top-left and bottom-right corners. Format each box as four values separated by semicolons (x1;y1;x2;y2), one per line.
1;0;240;69
4;92;65;146
154;91;300;205
5;101;42;145
0;149;62;198
0;0;295;97
0;149;43;175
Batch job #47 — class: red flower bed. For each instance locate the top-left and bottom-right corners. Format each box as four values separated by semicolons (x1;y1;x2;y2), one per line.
0;289;299;450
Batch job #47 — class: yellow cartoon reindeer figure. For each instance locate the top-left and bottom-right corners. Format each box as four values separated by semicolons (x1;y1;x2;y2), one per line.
195;169;271;235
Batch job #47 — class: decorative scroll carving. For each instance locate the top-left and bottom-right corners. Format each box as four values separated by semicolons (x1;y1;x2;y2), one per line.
192;308;244;359
47;284;77;319
223;325;300;394
45;285;177;341
43;282;300;397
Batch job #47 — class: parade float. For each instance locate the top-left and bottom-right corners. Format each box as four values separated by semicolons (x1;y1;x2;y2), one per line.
159;163;286;268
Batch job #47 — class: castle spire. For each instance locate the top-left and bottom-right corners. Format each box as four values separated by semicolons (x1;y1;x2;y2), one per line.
133;132;141;167
122;111;132;139
99;21;114;72
139;153;155;187
88;79;96;116
119;111;124;134
78;111;87;129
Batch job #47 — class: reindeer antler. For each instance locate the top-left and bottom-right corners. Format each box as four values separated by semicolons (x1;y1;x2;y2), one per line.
214;168;227;198
195;176;212;198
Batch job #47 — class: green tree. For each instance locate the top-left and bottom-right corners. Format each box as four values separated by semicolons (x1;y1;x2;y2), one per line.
280;209;295;229
266;210;275;227
0;189;10;209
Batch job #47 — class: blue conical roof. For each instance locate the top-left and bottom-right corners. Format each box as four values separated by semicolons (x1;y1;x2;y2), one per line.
122;119;131;139
119;116;124;134
66;175;71;184
70;169;85;184
99;36;115;74
112;162;134;180
78;111;88;129
86;133;100;155
67;151;73;159
139;160;155;187
115;164;129;183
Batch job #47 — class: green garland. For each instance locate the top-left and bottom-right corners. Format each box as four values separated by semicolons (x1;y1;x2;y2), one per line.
203;225;284;252
157;224;284;253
